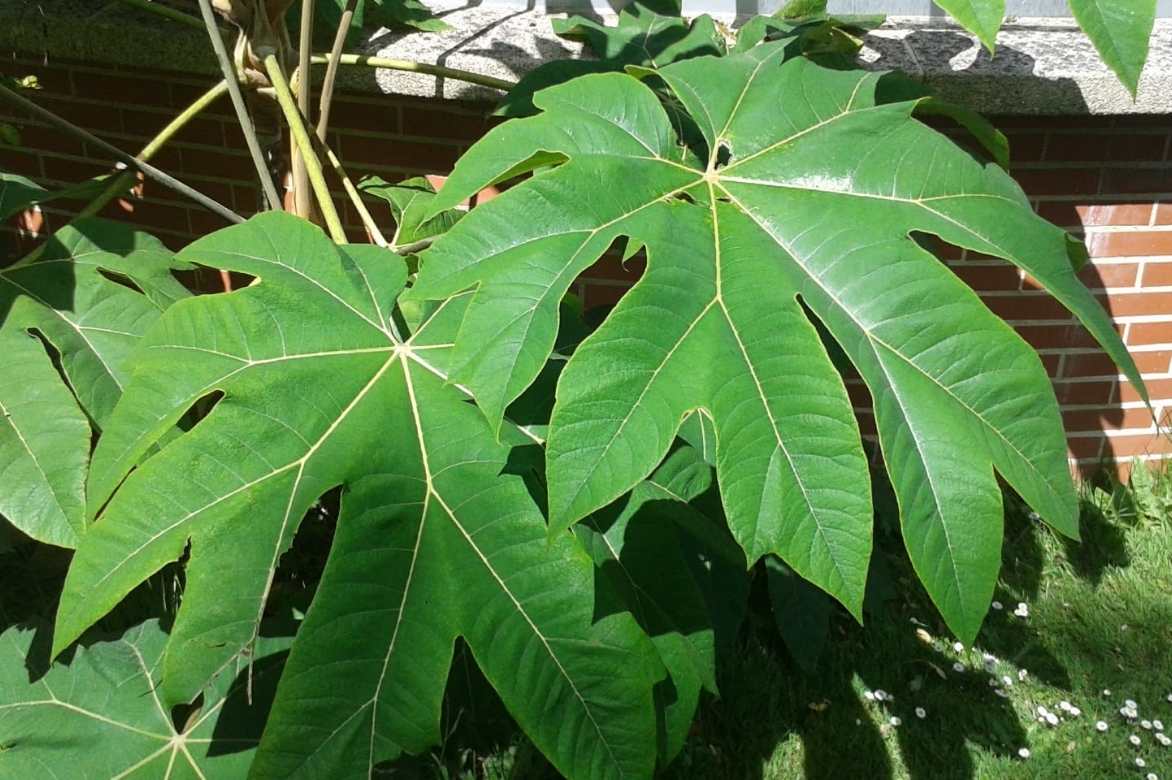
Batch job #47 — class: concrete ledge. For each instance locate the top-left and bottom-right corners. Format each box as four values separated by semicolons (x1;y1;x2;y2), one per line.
3;0;1170;114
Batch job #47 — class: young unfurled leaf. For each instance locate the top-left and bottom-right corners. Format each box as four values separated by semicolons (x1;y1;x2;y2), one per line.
407;45;1141;641
359;174;462;246
53;213;663;780
0;620;287;779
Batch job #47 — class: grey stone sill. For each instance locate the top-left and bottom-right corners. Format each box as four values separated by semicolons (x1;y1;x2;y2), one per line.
2;0;1170;115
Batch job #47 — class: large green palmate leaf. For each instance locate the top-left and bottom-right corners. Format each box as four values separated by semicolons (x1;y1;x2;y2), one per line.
406;44;1142;642
1068;0;1157;96
0;219;187;545
52;213;664;780
0;619;287;778
577;444;748;766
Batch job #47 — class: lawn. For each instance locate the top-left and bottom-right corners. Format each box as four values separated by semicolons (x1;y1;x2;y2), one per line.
397;464;1172;780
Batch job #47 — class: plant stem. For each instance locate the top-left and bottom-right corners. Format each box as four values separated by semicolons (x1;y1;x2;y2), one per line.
0;82;243;224
315;0;358;141
292;0;315;218
264;54;347;244
310;53;515;92
113;0;203;30
319;141;387;247
195;0;283;211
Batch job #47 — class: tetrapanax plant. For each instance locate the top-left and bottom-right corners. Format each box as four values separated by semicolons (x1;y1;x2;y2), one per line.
405;43;1143;643
0;0;1159;777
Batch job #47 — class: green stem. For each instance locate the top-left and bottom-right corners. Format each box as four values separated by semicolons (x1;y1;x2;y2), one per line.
113;0;203;30
195;0;283;211
264;55;347;244
311;53;515;92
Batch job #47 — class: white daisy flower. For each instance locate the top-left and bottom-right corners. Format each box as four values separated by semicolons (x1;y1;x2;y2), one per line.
1013;602;1029;617
991;601;1003;610
915;707;927;719
952;662;965;673
1154;720;1164;731
1096;721;1109;732
994;689;1010;698
1136;757;1147;768
1104;689;1112;697
1018;669;1028;681
890;716;901;727
1130;735;1142;747
953;641;965;652
982;653;997;666
1046;713;1060;726
1069;706;1081;717
864;690;876;701
1145;773;1157;780
875;690;889;702
1002;675;1014;688
1018;747;1031;759
1059;701;1072;712
1156;733;1171;746
1126;699;1139;710
1143;720;1153;730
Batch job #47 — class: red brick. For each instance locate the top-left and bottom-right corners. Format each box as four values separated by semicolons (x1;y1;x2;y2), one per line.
581;282;629;309
0;148;42;177
1140;262;1172;287
1005;132;1045;163
99;196;191;233
1043;134;1107;163
1119;378;1172;403
31;96;123;133
1061;352;1120;378
401;107;498;142
1078;261;1140;288
1017;323;1107;350
1067;435;1106;460
329;98;401;134
41;155;110;182
1128;322;1172;346
180;147;253;179
338;134;461;172
1014;168;1101;197
1104;432;1172;458
1088;231;1172;258
70;71;163;104
1068;203;1154;227
1064;407;1156;433
1156;204;1172;225
1100;292;1172;318
1101;167;1172;195
950;264;1021;291
1053;380;1115;405
982;293;1072;321
1108;134;1171;162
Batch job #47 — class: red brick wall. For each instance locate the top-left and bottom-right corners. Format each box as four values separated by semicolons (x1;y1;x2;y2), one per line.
2;55;1170;476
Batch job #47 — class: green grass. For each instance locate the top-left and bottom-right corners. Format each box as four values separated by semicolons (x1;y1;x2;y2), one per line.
392;464;1172;779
